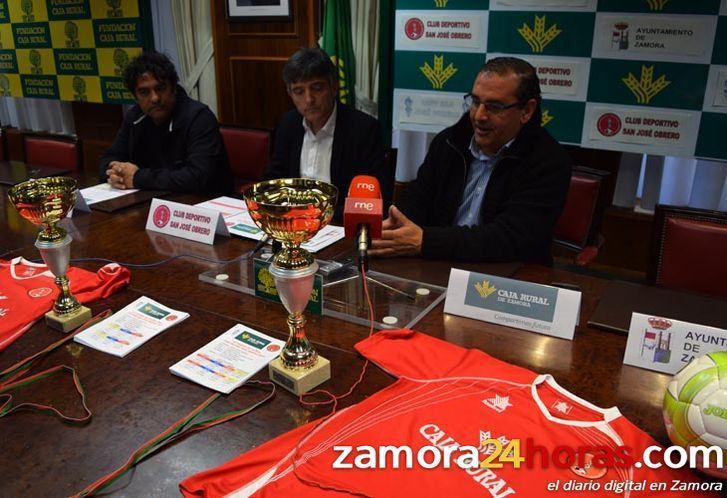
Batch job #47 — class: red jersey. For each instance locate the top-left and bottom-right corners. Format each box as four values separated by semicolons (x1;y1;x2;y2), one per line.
180;329;717;498
0;257;130;351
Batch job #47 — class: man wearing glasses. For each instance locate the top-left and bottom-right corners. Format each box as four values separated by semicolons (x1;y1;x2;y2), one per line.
370;57;571;264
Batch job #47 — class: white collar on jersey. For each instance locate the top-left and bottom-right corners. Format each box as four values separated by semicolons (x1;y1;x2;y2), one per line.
9;256;55;280
531;374;621;427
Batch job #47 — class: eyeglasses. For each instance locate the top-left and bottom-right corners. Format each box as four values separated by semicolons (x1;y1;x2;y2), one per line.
464;93;523;114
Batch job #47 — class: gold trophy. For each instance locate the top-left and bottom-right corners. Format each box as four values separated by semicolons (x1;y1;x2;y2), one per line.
244;178;337;395
8;177;92;332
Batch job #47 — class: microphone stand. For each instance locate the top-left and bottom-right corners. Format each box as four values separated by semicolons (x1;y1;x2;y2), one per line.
321;231;416;302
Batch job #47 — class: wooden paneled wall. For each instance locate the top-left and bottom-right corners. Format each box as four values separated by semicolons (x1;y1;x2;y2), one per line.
211;0;319;128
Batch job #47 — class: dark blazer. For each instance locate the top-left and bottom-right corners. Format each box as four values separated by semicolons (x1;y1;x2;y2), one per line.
398;113;572;264
264;102;391;221
99;87;232;195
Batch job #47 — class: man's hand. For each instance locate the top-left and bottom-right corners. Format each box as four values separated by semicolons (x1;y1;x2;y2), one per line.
369;205;423;258
105;161;139;189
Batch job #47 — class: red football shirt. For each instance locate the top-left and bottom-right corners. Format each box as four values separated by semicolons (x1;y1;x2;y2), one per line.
180;329;717;498
0;257;130;350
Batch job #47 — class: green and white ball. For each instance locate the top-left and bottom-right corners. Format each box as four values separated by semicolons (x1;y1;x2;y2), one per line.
663;351;727;478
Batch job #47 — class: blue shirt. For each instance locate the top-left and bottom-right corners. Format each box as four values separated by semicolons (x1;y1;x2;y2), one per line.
453;137;496;226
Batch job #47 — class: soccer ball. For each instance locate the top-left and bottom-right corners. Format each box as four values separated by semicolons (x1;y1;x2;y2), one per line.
663;351;727;478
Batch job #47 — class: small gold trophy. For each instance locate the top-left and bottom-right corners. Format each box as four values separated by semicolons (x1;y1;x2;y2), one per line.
244;179;337;395
8;177;92;332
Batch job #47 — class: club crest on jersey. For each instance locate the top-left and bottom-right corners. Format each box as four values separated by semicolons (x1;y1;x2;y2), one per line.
28;287;53;298
570;452;608;480
482;392;512;413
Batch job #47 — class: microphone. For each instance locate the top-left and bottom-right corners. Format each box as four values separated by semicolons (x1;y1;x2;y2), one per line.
343;175;383;271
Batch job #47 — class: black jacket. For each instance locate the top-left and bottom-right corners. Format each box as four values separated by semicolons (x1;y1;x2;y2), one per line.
397;113;572;264
264;102;391;221
99;87;232;195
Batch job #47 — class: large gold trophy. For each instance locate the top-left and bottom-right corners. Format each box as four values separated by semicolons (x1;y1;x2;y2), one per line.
8;177;92;332
244;179;337;395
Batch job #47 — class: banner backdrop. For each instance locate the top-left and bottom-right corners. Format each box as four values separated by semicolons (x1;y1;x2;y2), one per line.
0;0;153;104
393;0;727;161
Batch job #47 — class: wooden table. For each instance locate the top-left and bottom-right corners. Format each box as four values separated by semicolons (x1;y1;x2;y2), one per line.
0;190;680;497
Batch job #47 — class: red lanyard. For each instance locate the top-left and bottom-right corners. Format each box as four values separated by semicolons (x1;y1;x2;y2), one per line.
0;310;111;424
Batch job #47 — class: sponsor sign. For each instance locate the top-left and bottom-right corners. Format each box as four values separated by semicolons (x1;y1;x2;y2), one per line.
585;104;698;156
493;0;590;8
444;269;581;339
713;69;727;107
396;90;466;128
533;57;585;97
145;198;229;245
2;0;149;103
396;12;486;52
593;14;716;63
623;313;727;374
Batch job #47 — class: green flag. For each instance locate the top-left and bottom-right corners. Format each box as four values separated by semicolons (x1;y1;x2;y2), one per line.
321;0;356;106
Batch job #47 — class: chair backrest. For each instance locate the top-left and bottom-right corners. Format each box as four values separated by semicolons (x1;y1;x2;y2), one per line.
649;205;727;298
553;166;608;251
24;135;78;171
219;126;271;192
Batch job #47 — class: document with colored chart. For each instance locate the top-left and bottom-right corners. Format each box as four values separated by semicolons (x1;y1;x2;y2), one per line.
169;324;284;394
74;296;189;357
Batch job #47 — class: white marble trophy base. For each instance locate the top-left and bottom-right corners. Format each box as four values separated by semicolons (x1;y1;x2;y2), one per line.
268;355;331;395
45;305;92;333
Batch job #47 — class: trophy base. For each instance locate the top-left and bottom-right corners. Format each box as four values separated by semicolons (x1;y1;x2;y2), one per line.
45;305;92;333
268;355;331;395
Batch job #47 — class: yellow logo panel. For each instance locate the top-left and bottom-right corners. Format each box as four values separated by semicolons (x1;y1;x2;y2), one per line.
0;73;22;97
49;19;94;49
16;48;56;74
9;0;49;23
58;74;102;102
0;24;14;49
90;0;139;20
97;46;140;77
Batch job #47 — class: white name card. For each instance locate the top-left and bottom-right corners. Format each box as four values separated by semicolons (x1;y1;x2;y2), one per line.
145;198;228;245
623;312;727;374
443;269;581;340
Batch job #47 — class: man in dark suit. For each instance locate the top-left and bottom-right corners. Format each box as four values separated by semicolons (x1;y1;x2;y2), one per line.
264;46;391;221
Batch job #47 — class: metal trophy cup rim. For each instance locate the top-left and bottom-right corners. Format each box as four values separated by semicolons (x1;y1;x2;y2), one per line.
8;176;78;243
243;178;338;270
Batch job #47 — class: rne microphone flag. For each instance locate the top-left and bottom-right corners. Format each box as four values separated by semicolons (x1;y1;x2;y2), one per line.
344;175;383;239
344;175;383;271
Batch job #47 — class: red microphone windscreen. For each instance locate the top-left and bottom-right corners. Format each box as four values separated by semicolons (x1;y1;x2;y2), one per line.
347;175;381;199
344;176;383;238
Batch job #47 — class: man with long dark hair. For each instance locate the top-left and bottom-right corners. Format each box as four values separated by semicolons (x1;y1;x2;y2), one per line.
100;51;232;195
